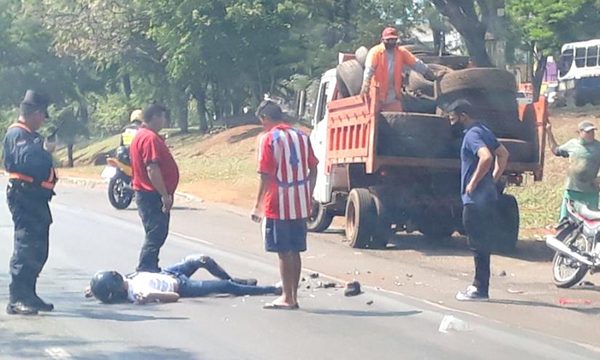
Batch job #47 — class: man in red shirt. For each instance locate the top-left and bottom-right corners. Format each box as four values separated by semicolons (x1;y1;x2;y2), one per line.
252;100;318;310
130;104;179;273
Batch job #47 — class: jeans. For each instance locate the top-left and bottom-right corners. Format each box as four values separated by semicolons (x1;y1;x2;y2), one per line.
136;191;170;272
163;255;278;298
462;202;496;296
7;184;52;302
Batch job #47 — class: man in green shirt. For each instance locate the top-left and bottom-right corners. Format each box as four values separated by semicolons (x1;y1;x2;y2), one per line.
547;120;600;220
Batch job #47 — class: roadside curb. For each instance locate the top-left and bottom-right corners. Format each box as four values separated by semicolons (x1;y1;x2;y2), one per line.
58;175;205;203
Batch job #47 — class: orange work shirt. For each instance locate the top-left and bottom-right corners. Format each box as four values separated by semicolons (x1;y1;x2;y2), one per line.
365;43;418;101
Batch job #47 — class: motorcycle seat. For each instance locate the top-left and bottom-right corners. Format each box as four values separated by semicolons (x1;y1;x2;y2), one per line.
579;205;600;221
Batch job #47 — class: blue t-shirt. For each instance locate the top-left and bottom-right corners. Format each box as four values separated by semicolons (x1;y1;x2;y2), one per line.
461;123;500;205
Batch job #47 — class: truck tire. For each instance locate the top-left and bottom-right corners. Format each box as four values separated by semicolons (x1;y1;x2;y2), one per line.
419;55;470;69
407;64;451;98
379;113;452;158
336;59;364;97
355;46;368;67
307;200;334;233
402;93;437;114
499;139;536;163
401;44;435;56
438;68;517;95
494;194;519;253
346;188;378;249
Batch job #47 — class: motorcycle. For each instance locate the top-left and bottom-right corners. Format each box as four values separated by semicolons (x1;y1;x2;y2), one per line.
101;146;134;210
545;201;600;288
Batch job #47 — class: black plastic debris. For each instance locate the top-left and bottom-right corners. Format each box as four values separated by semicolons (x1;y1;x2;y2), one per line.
344;281;362;297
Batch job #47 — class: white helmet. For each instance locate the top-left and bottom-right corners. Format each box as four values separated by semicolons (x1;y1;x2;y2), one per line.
130;109;143;122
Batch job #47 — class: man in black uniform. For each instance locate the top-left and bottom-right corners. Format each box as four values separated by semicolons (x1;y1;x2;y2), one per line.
3;90;57;315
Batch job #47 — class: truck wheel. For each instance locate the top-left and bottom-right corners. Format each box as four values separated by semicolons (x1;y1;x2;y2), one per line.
307;201;334;233
494;194;519;253
346;188;377;249
336;59;364;97
438;68;517;95
498;139;536;163
379;113;451;158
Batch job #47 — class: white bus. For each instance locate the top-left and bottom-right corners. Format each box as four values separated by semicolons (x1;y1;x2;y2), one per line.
557;39;600;106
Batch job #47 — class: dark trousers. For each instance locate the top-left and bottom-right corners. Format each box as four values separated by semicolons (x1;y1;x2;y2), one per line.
462;202;496;296
136;191;170;273
163;255;278;297
6;184;52;303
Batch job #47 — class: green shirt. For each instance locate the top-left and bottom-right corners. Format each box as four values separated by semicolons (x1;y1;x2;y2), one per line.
556;138;600;193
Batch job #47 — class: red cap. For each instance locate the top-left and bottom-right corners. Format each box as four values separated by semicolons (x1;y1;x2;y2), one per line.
381;27;399;40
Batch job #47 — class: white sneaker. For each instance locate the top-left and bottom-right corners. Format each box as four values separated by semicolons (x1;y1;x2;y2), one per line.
456;285;489;302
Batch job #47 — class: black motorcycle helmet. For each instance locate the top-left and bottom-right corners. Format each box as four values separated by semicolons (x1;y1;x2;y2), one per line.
116;145;130;164
90;271;127;304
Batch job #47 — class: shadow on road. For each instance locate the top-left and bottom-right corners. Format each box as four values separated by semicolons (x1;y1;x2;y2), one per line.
52;307;189;322
302;309;422;317
0;328;196;359
489;298;600;314
385;234;554;262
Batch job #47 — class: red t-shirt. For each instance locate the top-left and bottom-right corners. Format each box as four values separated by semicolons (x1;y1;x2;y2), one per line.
258;124;318;220
130;127;180;194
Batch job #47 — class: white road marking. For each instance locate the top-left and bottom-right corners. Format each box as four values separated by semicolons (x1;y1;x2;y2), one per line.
170;231;214;245
45;347;72;359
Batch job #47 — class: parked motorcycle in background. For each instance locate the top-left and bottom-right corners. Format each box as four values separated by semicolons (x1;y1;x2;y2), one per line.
546;201;600;288
101;146;134;209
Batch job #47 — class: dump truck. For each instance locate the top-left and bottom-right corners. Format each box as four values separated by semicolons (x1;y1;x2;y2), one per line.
306;49;548;252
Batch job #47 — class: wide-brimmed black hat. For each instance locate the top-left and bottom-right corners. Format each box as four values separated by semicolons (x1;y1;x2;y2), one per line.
20;90;50;117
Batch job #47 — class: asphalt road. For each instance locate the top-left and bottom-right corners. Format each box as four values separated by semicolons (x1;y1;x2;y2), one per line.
0;180;598;360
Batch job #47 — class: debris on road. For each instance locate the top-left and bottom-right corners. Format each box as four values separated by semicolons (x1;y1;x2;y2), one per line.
323;282;337;289
344;281;362;297
405;273;413;278
309;272;319;279
507;289;525;294
559;298;593;306
498;270;507;277
579;281;595;287
438;315;471;333
366;300;374;305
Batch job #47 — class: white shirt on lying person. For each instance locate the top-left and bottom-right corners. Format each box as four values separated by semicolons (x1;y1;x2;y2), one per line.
126;272;179;302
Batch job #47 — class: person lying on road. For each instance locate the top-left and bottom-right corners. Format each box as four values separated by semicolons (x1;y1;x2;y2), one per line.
85;254;281;304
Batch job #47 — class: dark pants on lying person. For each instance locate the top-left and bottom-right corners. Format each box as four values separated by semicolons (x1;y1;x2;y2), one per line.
7;183;52;303
136;191;170;273
162;255;278;297
462;202;497;296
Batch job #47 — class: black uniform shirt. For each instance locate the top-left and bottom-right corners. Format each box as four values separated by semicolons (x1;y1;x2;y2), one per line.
3;124;54;184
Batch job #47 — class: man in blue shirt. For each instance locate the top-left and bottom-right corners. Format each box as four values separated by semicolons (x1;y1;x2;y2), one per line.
446;100;509;301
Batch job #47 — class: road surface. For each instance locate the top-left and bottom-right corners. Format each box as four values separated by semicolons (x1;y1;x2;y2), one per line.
0;180;598;359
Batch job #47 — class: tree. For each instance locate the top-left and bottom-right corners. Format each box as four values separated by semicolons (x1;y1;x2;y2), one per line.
507;0;600;99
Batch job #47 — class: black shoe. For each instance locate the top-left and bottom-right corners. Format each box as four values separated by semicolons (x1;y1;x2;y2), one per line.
6;302;39;315
30;296;54;312
232;278;258;286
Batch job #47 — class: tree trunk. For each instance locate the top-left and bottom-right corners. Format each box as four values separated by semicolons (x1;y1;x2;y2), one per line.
171;86;189;133
433;30;444;56
67;144;74;168
122;74;132;99
190;84;209;133
431;0;493;67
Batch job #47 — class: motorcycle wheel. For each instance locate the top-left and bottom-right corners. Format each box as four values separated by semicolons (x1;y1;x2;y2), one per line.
552;228;590;288
108;174;134;210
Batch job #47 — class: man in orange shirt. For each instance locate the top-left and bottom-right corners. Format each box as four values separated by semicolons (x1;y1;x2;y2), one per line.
361;27;438;111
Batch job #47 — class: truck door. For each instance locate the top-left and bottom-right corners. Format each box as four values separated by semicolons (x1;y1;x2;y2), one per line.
310;73;335;204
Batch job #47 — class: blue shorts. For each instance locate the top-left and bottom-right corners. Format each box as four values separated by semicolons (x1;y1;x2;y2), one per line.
263;218;307;253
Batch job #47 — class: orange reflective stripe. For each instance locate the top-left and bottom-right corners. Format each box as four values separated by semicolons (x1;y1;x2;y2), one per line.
9;173;34;182
9;122;32;133
8;169;57;190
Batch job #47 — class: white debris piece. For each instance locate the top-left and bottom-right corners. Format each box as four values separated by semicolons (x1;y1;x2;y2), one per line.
438;315;472;333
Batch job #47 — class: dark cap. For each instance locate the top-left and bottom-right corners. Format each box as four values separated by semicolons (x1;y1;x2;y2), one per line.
578;121;597;132
256;100;283;121
444;99;474;116
20;90;50;117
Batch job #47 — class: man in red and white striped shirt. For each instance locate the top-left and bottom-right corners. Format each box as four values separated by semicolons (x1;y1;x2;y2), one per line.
252;100;318;310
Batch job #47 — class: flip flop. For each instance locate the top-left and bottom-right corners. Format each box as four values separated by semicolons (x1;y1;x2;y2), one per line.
263;302;299;310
